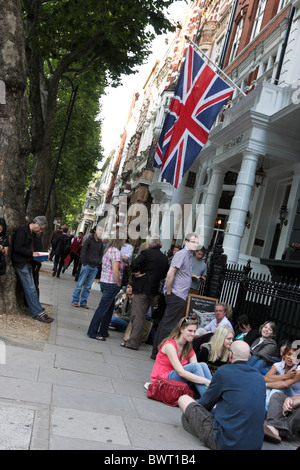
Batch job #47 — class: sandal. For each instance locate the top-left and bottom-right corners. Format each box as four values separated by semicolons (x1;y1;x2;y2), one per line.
96;336;106;341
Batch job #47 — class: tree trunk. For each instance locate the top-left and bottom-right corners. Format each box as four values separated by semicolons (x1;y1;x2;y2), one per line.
0;0;30;313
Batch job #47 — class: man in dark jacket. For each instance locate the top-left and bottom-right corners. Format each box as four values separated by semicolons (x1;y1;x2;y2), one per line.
12;216;53;323
52;226;71;278
121;235;169;350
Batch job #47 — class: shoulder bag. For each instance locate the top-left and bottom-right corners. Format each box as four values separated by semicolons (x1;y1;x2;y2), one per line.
147;377;194;407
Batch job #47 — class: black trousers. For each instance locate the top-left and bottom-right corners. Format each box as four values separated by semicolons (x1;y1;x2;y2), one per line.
151;293;186;358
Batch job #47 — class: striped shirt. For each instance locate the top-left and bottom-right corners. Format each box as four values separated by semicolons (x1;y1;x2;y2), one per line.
100;247;122;284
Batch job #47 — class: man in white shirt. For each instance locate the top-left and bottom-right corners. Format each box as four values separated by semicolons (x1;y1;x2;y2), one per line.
204;303;232;333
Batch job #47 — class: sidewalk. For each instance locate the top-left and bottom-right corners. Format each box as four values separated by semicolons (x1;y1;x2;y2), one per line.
0;261;298;451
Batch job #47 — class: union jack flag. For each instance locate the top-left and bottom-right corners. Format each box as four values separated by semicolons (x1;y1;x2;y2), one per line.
154;45;234;188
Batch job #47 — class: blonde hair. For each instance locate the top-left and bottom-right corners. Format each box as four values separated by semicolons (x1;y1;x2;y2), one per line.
159;317;198;360
203;325;234;363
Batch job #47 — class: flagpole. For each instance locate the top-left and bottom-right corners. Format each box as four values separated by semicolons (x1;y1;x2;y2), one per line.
185;36;246;96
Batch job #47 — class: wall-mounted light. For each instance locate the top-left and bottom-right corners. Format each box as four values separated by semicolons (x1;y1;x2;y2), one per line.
279;205;288;228
255;165;266;187
245;211;251;229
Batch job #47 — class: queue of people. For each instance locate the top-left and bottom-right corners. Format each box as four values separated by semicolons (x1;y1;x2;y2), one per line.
1;216;299;450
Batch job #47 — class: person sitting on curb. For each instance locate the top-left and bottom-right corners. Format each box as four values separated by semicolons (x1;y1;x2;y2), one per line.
264;341;300;411
264;392;300;444
196;325;234;372
247;320;278;371
178;341;266;450
110;283;134;332
234;314;260;346
150;317;212;399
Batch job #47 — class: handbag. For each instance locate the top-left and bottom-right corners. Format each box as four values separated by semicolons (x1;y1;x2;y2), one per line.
0;253;6;276
147;377;194;407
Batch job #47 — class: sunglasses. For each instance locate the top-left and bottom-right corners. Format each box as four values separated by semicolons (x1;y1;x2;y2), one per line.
182;317;196;324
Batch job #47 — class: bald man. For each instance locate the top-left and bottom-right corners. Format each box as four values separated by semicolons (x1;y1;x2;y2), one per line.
178;341;266;450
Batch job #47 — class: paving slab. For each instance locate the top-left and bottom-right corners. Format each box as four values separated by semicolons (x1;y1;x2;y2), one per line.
0;261;299;451
51;407;131;447
0;405;34;450
52;384;139;417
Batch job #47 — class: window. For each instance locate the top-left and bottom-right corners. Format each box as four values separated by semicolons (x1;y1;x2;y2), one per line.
250;0;267;41
229;18;244;62
278;0;290;12
224;171;238;185
214;36;225;65
185;171;197;189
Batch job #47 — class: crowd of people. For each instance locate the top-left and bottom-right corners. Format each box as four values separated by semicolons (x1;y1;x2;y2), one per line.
1;215;300;450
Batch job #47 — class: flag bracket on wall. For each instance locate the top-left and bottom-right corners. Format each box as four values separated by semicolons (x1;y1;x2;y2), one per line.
185;36;246;97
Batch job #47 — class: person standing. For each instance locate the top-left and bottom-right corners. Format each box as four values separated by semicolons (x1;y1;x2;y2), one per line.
65;231;83;276
71;226;103;309
49;226;62;261
52;227;71;278
151;233;198;359
120;235;169;350
178;341;266;450
120;238;134;286
190;246;207;294
12;216;53;323
87;233;125;340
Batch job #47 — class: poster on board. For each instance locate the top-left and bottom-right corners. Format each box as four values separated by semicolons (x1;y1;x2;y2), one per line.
186;295;218;328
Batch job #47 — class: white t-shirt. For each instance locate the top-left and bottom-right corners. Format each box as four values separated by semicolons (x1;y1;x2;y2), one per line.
274;360;300;395
204;316;232;333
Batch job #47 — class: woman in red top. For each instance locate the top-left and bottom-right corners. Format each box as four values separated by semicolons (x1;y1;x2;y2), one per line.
151;317;212;397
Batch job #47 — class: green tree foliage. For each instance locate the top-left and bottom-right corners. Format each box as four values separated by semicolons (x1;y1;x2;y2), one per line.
51;69;104;228
22;0;175;226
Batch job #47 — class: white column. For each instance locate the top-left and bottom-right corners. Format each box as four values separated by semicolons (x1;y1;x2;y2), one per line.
201;165;226;248
223;151;259;264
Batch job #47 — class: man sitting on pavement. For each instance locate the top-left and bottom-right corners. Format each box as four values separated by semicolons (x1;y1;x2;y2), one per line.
178;341;266;450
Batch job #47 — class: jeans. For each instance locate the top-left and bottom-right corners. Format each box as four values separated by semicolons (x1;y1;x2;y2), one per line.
87;282;120;338
168;362;212;397
110;315;129;332
247;355;267;371
72;264;98;306
14;264;44;318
